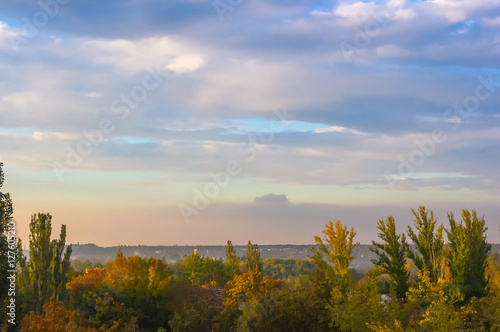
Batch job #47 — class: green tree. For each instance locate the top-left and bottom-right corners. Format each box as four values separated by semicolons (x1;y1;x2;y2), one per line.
445;209;491;302
225;240;240;276
70;259;104;273
309;221;358;330
406;206;444;282
169;298;222;332
332;275;405;332
371;216;409;300
176;252;227;287
261;258;314;280
245;241;262;272
0;162;16;326
238;283;330;332
18;213;72;314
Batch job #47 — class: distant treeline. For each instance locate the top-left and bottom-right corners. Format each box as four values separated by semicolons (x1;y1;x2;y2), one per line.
68;243;315;262
68;242;500;276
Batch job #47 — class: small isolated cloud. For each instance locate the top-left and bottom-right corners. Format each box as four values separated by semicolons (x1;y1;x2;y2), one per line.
253;193;290;204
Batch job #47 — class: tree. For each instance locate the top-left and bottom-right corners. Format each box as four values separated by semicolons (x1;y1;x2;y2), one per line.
332;275;404;332
68;255;174;331
223;267;279;308
237;282;332;332
20;297;96;332
261;258;314;280
310;220;358;293
371;216;409;300
0;162;15;326
18;213;72;314
66;268;106;303
445;209;491;302
176;252;227;287
245;241;262;272
225;240;240;276
169;298;222;332
406;270;461;331
406;206;444;282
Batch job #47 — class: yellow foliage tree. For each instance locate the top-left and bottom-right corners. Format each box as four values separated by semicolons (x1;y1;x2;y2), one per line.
310;220;358;292
407;270;461;330
223;267;280;308
102;255;173;297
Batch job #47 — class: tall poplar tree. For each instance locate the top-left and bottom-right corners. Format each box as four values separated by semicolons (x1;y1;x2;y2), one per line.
371;216;409;299
406;206;444;282
445;209;491;302
18;213;72;314
245;241;261;271
225;240;240;275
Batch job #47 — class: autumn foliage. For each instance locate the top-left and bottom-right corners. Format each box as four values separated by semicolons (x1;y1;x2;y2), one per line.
21;297;95;332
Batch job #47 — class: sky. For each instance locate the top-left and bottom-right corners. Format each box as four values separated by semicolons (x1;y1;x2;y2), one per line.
0;0;500;246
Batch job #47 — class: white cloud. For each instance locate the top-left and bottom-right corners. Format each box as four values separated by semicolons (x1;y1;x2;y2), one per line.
32;132;79;141
483;16;500;26
191;58;319;112
297;148;326;156
312;126;346;134
422;0;500;23
86;92;102;98
331;0;415;24
164;55;205;73
375;44;410;57
334;2;379;21
82;36;206;74
0;22;22;52
2;91;45;110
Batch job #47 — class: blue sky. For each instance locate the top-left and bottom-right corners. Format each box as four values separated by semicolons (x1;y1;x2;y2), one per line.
0;0;500;245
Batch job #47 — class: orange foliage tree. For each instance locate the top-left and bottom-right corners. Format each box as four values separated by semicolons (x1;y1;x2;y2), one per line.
21;297;95;332
66;253;174;331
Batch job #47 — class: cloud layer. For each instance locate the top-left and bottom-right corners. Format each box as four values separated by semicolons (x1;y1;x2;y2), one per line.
1;0;499;245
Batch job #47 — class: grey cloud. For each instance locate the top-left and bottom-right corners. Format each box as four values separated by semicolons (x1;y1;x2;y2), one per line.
253;193;290;204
